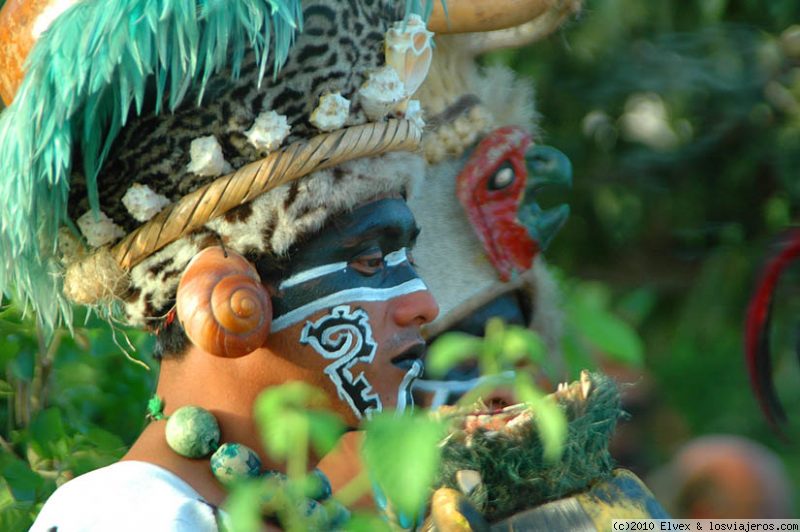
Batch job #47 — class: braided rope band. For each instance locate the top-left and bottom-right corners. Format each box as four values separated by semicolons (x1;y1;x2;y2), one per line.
64;119;421;305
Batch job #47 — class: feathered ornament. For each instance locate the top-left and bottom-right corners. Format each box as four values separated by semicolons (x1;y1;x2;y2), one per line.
0;0;304;333
744;228;800;433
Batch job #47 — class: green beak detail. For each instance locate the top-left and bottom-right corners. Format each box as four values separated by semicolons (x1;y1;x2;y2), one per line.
521;145;573;250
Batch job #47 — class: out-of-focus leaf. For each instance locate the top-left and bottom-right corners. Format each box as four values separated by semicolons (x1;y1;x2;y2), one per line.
29;409;68;460
306;411;346;457
571;303;644;367
223;480;266;532
561;333;597;377
426;332;482;378
0;338;21;366
1;459;44;503
255;381;345;483
0;380;13;397
362;412;445;518
9;349;34;382
513;374;568;463
343;511;392;532
501;327;547;366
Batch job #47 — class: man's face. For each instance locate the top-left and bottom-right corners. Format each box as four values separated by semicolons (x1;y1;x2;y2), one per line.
264;198;439;425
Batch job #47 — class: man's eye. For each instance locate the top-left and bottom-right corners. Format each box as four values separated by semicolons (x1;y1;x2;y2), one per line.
350;252;384;275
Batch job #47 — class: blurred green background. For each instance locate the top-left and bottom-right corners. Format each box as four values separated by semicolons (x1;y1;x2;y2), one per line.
2;0;799;528
491;0;800;515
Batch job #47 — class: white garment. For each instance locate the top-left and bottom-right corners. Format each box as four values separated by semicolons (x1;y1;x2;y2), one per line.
30;461;222;532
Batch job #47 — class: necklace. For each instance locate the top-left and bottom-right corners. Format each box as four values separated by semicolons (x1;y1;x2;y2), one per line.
147;396;347;527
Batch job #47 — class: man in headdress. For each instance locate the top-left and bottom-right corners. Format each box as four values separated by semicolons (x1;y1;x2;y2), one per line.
0;0;467;528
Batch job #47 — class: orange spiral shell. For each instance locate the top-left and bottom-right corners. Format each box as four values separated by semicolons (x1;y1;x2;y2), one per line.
176;247;271;357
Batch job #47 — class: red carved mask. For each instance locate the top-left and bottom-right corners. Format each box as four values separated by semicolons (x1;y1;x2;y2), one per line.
456;126;538;282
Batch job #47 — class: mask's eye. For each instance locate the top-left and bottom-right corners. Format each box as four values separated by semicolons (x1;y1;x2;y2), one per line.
488;162;515;190
350;250;384;276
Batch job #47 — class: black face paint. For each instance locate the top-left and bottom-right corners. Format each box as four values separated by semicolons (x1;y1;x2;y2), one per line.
300;305;382;419
271;199;426;332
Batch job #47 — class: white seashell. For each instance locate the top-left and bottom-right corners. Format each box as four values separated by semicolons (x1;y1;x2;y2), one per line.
76;210;125;248
385;14;433;97
358;66;406;121
309;92;351;131
186;136;233;177
121;183;171;222
244;110;291;152
401;99;425;130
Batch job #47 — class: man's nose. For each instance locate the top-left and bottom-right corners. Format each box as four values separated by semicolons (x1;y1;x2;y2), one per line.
392;287;439;327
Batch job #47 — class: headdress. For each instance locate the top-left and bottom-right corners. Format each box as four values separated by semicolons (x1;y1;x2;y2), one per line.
0;0;458;332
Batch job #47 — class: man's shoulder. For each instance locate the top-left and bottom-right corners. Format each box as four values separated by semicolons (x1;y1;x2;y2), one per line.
31;461;221;532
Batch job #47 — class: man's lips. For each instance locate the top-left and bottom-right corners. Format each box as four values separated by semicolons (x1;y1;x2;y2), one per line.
391;342;426;371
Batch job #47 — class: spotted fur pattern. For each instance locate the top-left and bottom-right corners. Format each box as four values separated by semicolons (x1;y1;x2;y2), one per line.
124;152;423;326
68;0;401;231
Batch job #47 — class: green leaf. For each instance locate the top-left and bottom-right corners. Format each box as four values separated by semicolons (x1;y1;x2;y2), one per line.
513;374;567;463
426;332;482;378
500;327;547;366
1;459;44;503
343;511;391;532
29;408;68;460
9;349;34;382
362;412;445;518
222;480;266;532
255;382;344;480
307;411;346;457
570;304;644;367
0;379;13;397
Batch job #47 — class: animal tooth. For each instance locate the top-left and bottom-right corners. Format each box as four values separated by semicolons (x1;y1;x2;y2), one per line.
580;370;592;400
455;470;482;496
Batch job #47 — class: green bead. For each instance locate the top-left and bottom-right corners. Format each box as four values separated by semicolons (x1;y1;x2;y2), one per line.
210;442;262;486
165;405;220;458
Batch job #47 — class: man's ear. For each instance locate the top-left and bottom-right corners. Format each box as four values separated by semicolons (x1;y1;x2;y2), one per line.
176;246;272;357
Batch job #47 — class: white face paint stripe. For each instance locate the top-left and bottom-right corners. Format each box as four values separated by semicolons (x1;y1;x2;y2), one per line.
384;247;409;267
271;278;429;332
278;261;349;289
279;247;411;290
395;359;423;416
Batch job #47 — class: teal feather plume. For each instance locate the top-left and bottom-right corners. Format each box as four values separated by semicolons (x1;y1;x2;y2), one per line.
0;0;303;333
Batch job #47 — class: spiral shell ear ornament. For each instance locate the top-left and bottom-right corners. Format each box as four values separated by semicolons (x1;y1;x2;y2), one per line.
176;246;272;358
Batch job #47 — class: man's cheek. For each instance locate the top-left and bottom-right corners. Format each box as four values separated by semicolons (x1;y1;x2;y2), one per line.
299;305;383;420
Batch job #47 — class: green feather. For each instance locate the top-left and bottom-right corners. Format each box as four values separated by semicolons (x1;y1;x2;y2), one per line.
0;0;303;333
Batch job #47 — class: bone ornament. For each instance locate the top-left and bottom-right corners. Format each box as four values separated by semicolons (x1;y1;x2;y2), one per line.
176;246;271;358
